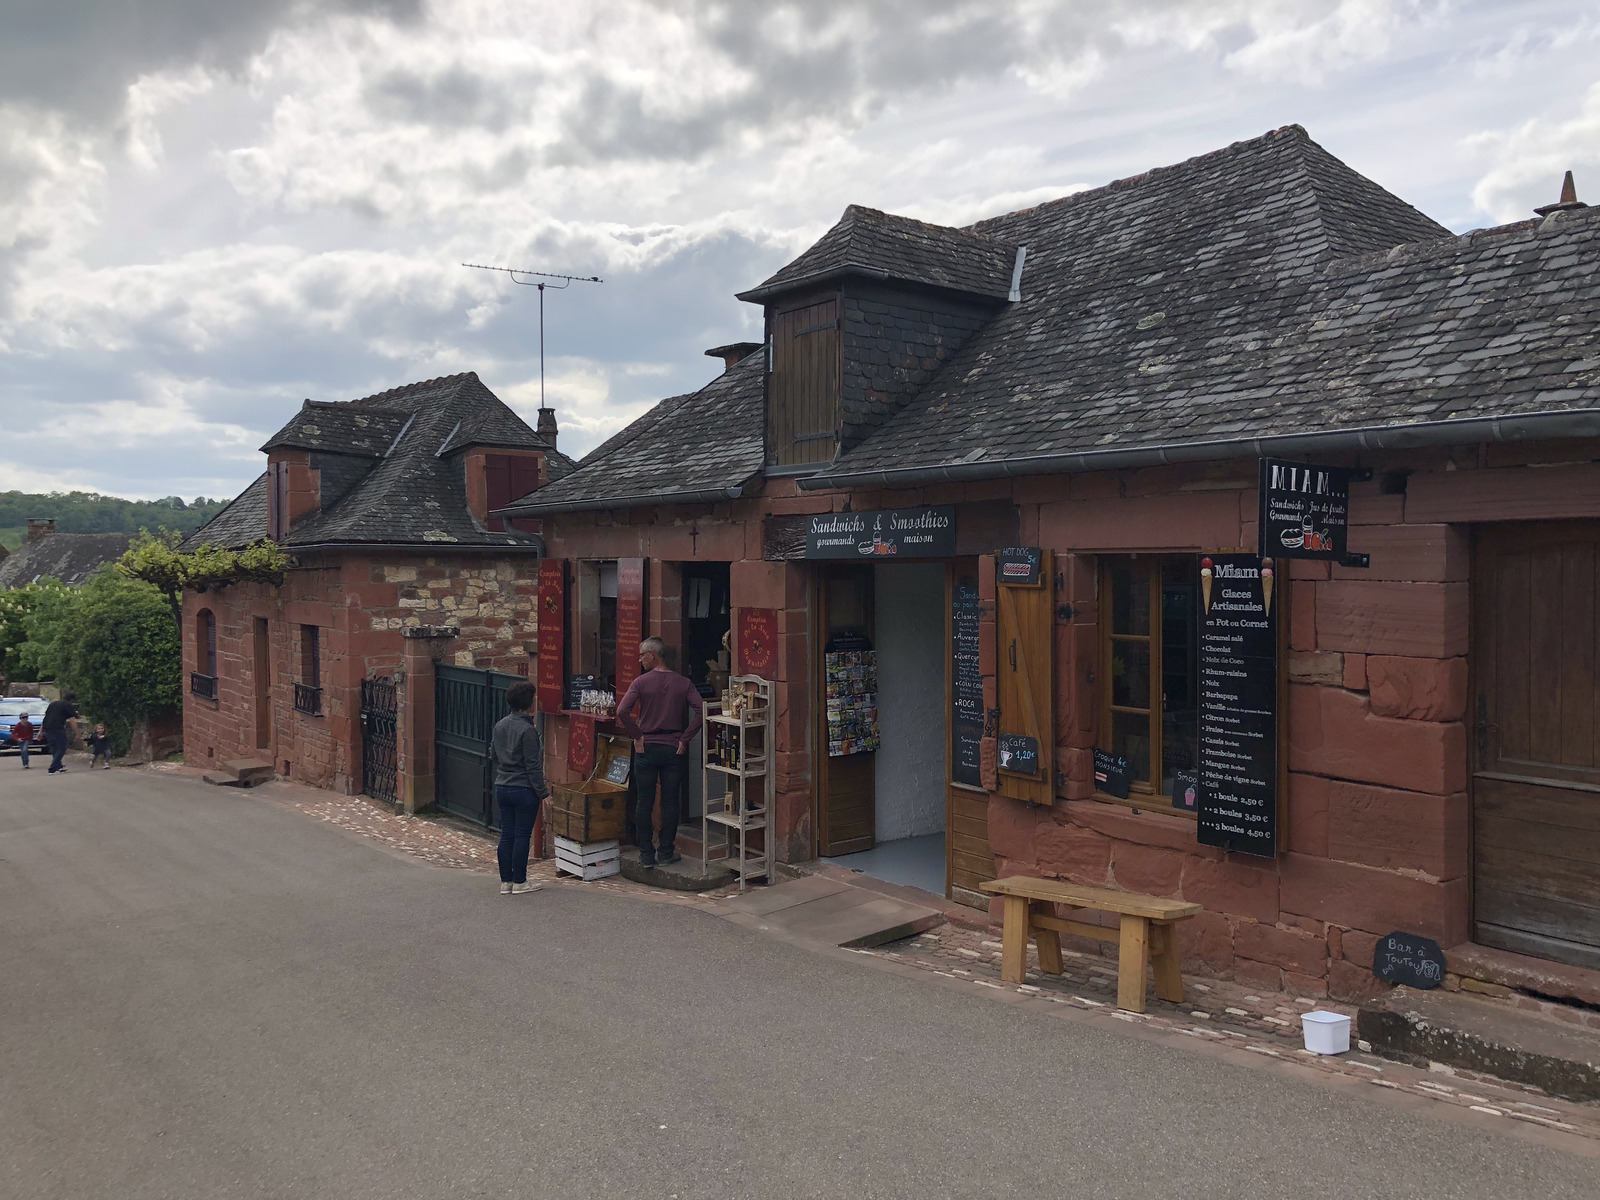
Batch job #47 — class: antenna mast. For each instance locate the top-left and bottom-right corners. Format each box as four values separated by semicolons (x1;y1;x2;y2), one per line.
462;264;603;411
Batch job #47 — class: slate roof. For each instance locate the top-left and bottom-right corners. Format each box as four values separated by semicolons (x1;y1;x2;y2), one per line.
188;373;578;550
498;351;767;515
0;533;133;588
807;125;1600;485
738;205;1017;303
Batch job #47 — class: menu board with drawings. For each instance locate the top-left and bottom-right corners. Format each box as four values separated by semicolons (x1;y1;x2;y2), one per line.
1196;553;1280;857
825;646;879;757
950;582;983;787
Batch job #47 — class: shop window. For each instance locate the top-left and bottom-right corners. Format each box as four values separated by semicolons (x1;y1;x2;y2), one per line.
681;562;731;694
1098;556;1199;810
295;624;322;716
573;561;619;692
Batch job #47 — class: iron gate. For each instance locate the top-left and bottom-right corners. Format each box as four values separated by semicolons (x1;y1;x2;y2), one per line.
360;676;398;804
435;664;523;827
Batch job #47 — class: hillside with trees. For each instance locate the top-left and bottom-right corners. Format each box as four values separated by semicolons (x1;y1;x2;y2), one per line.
0;490;230;551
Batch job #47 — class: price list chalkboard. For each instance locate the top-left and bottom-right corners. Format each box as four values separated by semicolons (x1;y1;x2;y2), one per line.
1196;553;1279;857
951;582;983;788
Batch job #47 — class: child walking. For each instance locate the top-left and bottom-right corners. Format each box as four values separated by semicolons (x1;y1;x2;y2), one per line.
88;724;113;769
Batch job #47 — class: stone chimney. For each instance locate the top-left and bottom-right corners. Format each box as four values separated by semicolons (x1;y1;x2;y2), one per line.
1535;170;1587;216
26;518;55;543
536;406;558;451
704;342;763;373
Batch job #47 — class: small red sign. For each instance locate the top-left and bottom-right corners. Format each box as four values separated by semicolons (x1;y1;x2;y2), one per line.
568;713;596;777
737;608;778;677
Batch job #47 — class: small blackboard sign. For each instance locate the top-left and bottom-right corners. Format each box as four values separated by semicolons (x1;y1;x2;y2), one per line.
1093;749;1131;799
997;733;1039;777
1259;458;1353;562
1373;931;1446;989
604;754;631;786
997;546;1043;587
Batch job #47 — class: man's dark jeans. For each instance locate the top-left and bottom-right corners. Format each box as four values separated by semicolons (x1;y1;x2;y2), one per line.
45;730;67;772
633;742;684;862
495;785;542;884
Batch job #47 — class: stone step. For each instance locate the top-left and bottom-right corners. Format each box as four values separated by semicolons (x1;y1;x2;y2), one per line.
617;847;736;892
203;758;275;788
1358;985;1600;1102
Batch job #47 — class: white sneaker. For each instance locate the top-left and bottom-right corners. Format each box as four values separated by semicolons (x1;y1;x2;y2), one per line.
499;882;513;895
511;880;543;894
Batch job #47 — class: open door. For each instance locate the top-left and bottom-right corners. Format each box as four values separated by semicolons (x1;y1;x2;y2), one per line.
817;564;875;856
1473;523;1600;970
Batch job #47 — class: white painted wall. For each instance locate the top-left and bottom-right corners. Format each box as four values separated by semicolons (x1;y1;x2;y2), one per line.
873;563;947;841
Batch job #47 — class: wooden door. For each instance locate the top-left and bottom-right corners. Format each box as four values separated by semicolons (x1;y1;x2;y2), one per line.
817;565;875;856
1473;523;1600;970
253;617;272;752
947;560;995;906
769;298;841;466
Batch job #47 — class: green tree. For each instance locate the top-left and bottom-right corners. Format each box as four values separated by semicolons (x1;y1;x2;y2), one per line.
0;579;70;684
18;568;180;752
0;490;229;551
117;530;289;629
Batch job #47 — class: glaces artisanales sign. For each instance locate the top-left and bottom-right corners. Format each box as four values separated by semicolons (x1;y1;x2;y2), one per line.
804;506;957;559
1258;458;1352;561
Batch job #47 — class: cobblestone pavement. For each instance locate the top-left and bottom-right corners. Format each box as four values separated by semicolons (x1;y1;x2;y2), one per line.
146;762;1600;1142
871;920;1600;1139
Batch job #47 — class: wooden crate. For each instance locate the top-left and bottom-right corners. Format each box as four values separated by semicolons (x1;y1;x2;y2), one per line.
555;837;620;881
547;733;630;842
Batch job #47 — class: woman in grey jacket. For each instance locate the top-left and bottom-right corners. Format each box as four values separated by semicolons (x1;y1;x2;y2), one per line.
490;682;550;894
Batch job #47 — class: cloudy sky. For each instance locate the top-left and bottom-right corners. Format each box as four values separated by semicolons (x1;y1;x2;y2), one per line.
0;0;1596;502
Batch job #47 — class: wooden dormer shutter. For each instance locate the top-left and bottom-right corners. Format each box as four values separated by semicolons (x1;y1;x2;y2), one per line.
267;461;289;541
768;297;841;466
996;549;1054;804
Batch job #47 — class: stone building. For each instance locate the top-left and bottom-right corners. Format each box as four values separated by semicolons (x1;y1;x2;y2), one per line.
500;126;1600;1000
182;372;572;804
0;520;133;588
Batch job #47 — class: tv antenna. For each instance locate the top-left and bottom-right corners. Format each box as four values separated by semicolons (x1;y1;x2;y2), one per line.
462;264;603;411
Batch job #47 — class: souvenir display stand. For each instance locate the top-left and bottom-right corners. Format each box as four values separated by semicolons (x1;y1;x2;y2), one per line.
701;675;774;891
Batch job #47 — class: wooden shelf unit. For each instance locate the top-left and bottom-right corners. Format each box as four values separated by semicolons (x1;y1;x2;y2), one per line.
701;675;774;891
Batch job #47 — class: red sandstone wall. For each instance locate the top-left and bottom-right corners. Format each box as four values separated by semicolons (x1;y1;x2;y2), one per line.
183;552;540;793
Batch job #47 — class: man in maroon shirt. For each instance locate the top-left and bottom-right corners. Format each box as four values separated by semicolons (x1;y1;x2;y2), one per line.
615;637;703;867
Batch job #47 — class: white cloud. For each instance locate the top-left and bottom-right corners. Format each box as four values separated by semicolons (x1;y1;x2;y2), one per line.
0;0;1595;504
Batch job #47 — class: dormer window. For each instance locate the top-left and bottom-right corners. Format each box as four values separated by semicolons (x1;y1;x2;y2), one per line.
767;297;842;467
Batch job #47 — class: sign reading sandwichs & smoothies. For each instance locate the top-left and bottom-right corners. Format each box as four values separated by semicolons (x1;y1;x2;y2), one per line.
804;506;957;559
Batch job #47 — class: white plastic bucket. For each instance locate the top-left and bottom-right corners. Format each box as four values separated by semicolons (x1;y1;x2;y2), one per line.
1301;1010;1352;1055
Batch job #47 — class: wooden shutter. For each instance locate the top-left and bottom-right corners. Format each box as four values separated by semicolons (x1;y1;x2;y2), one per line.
267;461;289;541
768;298;840;466
509;456;543;533
615;558;646;697
484;454;512;532
996;549;1054;805
537;560;567;714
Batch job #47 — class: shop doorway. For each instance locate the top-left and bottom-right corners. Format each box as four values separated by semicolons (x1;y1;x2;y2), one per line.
1473;522;1600;970
681;562;731;825
817;560;991;902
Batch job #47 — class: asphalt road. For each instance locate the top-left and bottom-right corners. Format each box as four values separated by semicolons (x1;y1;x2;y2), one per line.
2;765;1596;1200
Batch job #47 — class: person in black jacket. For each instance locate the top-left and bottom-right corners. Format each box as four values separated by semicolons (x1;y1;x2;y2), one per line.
490;682;549;895
88;724;113;769
41;694;78;774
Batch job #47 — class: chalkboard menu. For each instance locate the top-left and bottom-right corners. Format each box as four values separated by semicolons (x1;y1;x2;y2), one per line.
951;582;983;788
1196;553;1280;857
565;674;597;713
1372;931;1446;988
996;546;1043;587
1259;458;1353;561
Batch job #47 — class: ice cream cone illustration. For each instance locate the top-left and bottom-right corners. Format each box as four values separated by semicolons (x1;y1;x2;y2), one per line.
1201;557;1214;612
1261;558;1274;616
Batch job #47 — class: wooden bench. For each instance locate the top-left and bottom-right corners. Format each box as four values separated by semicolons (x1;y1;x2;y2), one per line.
979;877;1202;1013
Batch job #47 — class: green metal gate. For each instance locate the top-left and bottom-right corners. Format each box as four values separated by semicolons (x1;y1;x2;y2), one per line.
434;664;523;827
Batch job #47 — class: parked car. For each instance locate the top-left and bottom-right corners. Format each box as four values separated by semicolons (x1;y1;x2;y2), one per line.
0;697;49;755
